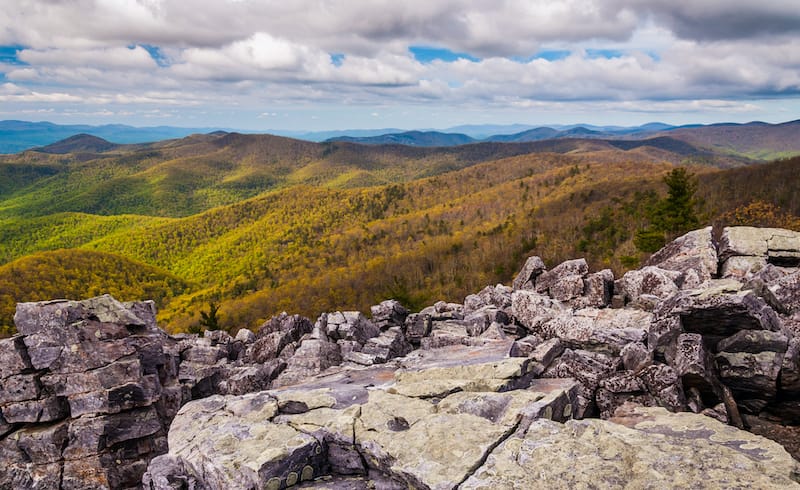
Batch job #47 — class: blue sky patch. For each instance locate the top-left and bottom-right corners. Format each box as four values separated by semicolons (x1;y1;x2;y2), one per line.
330;53;345;67
0;45;27;65
409;46;480;64
137;44;170;67
513;50;572;63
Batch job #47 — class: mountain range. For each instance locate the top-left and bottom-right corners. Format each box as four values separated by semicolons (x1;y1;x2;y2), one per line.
5;120;800;160
0;120;799;335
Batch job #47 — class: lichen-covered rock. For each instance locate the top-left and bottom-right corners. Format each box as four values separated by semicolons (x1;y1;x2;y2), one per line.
720;227;800;275
533;258;589;302
1;295;180;489
618;266;680;305
512;255;546;290
715;330;788;407
539;307;651;355
359;327;412;364
645;226;717;289
461;405;800;489
511;290;563;333
463;284;513;312
403;313;432;347
576;269;614;308
147;343;580;490
551;348;620;418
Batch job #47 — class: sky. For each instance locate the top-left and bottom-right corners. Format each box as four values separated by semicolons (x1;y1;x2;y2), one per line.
1;0;799;132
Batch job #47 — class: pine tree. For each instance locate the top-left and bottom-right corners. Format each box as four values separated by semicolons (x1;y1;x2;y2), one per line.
635;168;699;253
198;302;221;331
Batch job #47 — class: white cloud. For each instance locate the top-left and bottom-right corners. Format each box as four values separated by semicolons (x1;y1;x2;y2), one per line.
18;45;157;70
0;1;799;128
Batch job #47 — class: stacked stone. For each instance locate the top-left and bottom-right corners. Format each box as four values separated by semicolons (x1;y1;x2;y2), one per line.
0;295;181;489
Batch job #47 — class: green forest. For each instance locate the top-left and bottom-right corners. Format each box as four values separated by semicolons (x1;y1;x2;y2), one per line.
1;131;799;336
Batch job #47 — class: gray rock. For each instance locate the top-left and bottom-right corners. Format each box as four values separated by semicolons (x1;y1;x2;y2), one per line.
0;336;32;380
645;227;717;289
539;307;650;355
327;311;380;344
535;259;589;297
511;290;563;333
551;348;620;418
234;328;256;343
370;300;409;330
781;337;800;395
141;454;201;490
463;306;509;337
508;334;543;358
716;339;785;404
272;332;342;388
247;313;313;363
620;342;652;372
668;283;782;348
769;270;800;314
647;315;682;362
361;327;413;364
576;269;614;308
461;406;800;489
667;333;718;403
1;295;183;488
464;284;513;312
619;266;680;305
720;227;800;272
512;256;546;290
403;313;432;346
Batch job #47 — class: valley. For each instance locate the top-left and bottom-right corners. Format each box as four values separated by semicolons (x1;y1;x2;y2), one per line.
1;122;799;335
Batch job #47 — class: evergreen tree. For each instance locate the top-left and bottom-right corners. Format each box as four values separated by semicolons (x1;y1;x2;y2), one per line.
635;168;699;253
198;302;221;331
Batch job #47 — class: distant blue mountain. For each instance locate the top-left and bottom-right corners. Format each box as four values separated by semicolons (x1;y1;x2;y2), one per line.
327;130;476;147
0;120;220;154
324;123;678;147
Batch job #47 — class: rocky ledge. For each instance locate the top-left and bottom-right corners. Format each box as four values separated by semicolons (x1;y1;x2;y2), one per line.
2;226;800;489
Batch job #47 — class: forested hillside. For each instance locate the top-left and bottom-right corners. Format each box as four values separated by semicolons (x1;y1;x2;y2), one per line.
0;131;798;335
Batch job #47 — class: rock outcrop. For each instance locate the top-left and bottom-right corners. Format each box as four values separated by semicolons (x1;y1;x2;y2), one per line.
3;225;800;489
0;296;179;489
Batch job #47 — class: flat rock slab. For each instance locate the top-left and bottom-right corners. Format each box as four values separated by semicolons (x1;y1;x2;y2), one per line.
150;351;581;490
461;406;800;489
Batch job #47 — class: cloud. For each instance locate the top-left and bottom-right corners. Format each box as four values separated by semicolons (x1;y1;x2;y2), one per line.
618;0;800;41
1;1;799;128
18;45;157;70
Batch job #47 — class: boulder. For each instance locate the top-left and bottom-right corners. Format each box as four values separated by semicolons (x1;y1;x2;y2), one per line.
715;330;788;407
539;307;651;355
668;281;782;348
359;327;413;364
508;334;543;358
535;258;589;302
403;313;432;346
667;333;717;402
720;227;800;275
512;256;546;290
147;345;580;490
645;226;717;289
326;311;380;345
618;266;680;305
463;284;513;312
511;290;563;333
575;269;614;308
370;300;409;330
551;348;620;418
